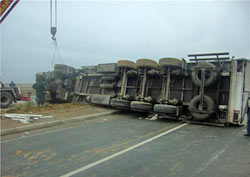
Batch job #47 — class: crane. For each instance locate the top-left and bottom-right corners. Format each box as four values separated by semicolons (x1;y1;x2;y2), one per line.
0;0;20;23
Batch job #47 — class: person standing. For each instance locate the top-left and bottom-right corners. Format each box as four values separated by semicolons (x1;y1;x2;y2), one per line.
33;78;46;106
9;81;20;98
9;81;16;87
0;81;5;87
244;96;250;137
48;80;57;103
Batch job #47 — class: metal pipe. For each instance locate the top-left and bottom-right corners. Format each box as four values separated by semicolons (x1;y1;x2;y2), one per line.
120;69;127;97
140;70;147;98
199;68;206;110
165;68;171;100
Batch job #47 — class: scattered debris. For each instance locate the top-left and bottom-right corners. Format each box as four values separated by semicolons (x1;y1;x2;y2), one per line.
24;132;30;135
41;116;53;119
138;117;143;120
149;114;158;121
2;113;54;123
101;118;108;122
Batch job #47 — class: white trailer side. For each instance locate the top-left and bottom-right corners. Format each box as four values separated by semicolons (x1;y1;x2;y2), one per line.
228;59;250;125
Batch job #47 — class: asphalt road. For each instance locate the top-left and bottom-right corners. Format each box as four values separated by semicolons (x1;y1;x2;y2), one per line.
1;112;250;177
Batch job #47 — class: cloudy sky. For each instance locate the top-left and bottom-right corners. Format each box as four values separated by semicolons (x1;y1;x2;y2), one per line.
1;0;249;83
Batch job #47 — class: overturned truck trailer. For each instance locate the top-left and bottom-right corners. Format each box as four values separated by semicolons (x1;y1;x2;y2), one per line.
54;53;249;126
35;64;78;102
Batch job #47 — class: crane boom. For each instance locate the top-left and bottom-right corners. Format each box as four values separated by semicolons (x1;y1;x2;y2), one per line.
0;0;19;23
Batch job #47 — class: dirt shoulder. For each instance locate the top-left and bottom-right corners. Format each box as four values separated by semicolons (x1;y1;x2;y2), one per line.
1;103;115;130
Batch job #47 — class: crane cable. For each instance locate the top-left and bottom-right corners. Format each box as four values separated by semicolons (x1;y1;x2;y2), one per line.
50;0;57;40
50;0;63;68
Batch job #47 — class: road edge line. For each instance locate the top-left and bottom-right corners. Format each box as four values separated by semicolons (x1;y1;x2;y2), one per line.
1;110;120;136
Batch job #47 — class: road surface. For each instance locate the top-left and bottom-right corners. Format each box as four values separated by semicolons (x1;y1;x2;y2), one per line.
1;112;250;177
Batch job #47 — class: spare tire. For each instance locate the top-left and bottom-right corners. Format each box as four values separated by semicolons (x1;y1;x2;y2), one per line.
110;98;130;110
136;59;158;69
1;92;13;108
191;62;218;87
117;60;136;70
130;101;153;112
159;58;182;68
189;95;215;121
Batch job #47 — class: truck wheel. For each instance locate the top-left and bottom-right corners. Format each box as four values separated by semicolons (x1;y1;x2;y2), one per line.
136;59;158;69
1;92;13;108
110;98;130;109
100;83;115;89
159;58;182;68
130;101;153;112
117;60;136;69
189;95;214;121
191;62;218;87
54;64;65;68
54;64;65;73
153;104;177;114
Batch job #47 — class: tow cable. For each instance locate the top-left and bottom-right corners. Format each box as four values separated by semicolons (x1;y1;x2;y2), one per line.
50;0;63;67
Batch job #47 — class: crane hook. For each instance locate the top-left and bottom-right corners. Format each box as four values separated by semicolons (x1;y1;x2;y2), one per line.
51;26;57;41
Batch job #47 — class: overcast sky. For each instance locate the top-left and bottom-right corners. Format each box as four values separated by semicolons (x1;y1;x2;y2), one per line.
1;0;249;83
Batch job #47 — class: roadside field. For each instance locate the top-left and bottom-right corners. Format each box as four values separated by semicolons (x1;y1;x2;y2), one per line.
16;83;35;96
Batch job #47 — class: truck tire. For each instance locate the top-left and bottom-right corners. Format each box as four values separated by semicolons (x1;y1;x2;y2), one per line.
130;101;153;112
110;98;130;109
153;104;177;114
54;64;65;68
100;83;115;89
54;64;65;71
191;62;218;87
117;60;136;69
101;75;116;81
1;92;13;108
159;58;182;68
189;95;214;121
136;59;158;69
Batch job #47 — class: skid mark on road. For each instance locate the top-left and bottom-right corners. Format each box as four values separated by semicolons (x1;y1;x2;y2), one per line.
45;124;183;171
83;126;177;155
60;123;188;177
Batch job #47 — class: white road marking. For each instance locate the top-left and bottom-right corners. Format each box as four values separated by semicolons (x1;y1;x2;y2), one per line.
60;123;188;177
